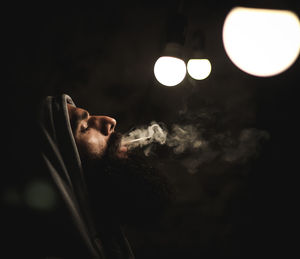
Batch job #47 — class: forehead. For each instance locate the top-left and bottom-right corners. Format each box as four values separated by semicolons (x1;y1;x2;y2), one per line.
67;103;89;115
67;103;77;117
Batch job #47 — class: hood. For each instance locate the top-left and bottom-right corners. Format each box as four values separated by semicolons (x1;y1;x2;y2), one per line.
39;94;134;259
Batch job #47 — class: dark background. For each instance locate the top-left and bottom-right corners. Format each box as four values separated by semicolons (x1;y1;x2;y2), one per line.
3;1;300;258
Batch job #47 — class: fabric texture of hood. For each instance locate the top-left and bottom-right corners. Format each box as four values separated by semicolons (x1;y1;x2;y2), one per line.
39;94;134;259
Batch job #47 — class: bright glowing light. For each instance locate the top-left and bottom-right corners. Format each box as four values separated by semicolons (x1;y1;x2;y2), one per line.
154;56;186;86
187;59;212;80
223;7;300;77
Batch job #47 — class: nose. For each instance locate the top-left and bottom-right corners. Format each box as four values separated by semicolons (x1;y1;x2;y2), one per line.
90;116;116;136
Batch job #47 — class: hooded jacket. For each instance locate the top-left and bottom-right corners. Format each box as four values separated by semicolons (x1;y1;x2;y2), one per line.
39;94;135;259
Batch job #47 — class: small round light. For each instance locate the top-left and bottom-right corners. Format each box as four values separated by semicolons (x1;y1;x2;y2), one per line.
187;59;212;80
223;7;300;77
154;56;186;86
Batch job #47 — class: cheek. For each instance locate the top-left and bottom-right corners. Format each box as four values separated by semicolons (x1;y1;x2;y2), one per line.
77;132;107;159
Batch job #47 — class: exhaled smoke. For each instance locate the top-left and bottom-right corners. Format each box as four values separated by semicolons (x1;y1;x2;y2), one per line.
121;122;205;153
121;122;167;149
166;124;207;154
122;121;270;173
221;128;270;163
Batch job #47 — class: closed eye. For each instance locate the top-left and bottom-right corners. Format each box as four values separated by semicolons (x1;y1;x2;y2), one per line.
80;124;90;133
75;111;89;133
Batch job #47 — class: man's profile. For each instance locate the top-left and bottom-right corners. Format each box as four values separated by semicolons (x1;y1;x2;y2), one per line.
39;94;174;258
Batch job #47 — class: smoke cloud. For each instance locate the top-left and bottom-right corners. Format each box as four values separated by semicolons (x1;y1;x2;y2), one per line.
121;122;167;149
122;121;270;174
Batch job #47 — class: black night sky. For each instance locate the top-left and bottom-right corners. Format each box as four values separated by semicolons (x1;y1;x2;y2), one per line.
3;1;300;258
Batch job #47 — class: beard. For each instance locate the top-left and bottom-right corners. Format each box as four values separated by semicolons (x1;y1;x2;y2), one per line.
82;132;175;227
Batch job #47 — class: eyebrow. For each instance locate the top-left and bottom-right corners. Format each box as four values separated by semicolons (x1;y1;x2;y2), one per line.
70;109;89;133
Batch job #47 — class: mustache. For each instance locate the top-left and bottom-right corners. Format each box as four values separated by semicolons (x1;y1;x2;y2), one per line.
105;131;123;158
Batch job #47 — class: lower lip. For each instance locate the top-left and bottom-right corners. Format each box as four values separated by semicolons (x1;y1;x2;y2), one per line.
116;145;128;159
119;145;128;152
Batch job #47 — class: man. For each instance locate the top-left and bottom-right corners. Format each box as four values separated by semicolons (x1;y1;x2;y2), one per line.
39;94;173;258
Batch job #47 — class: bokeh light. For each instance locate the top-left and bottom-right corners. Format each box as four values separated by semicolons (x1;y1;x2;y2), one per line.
223;7;300;77
24;179;57;211
154;56;186;86
187;59;212;80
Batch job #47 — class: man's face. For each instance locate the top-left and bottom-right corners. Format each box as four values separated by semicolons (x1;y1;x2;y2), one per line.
67;104;127;160
67;103;174;226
